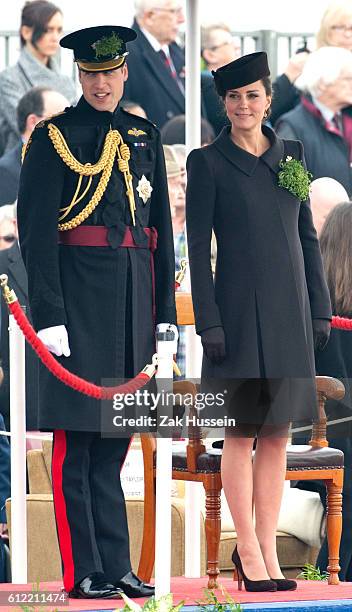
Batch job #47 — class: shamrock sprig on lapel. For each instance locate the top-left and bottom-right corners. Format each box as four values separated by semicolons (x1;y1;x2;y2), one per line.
278;155;313;202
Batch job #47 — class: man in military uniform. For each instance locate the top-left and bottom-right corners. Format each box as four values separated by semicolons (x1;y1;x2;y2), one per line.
17;25;177;600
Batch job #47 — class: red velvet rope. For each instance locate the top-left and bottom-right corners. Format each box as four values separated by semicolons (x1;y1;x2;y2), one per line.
6;285;352;400
331;315;352;330
8;300;151;400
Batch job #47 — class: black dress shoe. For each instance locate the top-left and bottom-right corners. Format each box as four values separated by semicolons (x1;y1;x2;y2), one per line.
270;577;297;591
232;547;277;592
69;572;123;599
115;571;155;598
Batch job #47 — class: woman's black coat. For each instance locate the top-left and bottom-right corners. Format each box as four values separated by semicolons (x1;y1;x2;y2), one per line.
186;125;331;423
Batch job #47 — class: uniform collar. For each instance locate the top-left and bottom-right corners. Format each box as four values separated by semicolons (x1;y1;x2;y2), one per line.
213;123;284;176
75;95;123;124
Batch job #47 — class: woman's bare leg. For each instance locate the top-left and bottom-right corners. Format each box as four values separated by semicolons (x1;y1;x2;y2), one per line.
221;434;270;580
253;426;289;578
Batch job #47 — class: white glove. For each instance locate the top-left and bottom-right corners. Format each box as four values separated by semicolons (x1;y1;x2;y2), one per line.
37;325;71;357
156;323;178;354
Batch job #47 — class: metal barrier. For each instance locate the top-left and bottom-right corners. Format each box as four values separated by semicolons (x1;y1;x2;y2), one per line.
0;32;78;82
0;29;315;79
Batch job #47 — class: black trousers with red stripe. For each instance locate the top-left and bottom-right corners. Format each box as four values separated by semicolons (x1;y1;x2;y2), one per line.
51;430;132;592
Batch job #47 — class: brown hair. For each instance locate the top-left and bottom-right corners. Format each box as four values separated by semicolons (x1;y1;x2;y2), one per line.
20;0;61;48
319;201;352;316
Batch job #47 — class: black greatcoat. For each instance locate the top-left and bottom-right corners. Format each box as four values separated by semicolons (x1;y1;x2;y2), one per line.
17;97;176;432
186;125;332;424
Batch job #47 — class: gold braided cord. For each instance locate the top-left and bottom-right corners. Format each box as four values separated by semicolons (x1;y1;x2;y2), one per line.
116;141;136;225
67;175;93;210
58;152;116;231
59;175;93;221
119;143;130;161
59;174;83;221
21;141;30;163
47;122;137;230
48;123;121;175
118;159;129;173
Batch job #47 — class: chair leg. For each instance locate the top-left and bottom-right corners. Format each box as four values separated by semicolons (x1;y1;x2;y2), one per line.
138;477;156;581
138;436;156;582
325;473;343;585
203;475;221;589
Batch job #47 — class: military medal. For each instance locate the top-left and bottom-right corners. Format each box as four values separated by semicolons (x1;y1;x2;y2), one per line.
128;127;147;137
137;175;153;204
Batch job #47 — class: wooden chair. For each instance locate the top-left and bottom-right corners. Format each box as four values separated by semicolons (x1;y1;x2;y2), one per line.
138;293;345;587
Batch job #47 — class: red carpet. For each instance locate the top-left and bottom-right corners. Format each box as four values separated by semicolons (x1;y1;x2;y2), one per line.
0;577;352;610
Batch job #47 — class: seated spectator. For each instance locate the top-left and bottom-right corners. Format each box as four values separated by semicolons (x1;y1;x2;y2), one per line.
122;100;147;118
0;412;10;583
276;46;352;195
0;205;17;252
161;114;215;146
0;204;38;432
163;144;185;243
271;0;352;125
309;176;349;234
0;86;68;206
201;24;241;74
0;0;76;155
173;143;186;192
201;23;241;135
294;201;352;580
163;144;186;375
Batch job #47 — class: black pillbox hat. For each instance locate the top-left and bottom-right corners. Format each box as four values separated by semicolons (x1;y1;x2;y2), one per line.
60;25;137;72
212;51;270;96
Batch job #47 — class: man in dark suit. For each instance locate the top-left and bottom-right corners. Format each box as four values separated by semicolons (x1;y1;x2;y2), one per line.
0;87;68;206
123;1;185;128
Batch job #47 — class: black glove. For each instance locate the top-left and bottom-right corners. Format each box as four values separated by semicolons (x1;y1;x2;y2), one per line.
200;326;226;364
312;318;331;351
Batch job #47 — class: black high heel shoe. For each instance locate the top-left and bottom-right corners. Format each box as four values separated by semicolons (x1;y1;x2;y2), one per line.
232;547;277;592
270;578;297;591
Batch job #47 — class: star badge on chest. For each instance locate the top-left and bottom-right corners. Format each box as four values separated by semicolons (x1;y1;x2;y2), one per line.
137;175;153;205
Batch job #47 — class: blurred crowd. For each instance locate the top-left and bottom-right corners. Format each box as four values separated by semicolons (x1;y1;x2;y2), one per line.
1;0;352;584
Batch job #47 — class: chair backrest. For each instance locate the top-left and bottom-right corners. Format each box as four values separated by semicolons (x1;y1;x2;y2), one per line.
312;377;345;447
176;293;195;326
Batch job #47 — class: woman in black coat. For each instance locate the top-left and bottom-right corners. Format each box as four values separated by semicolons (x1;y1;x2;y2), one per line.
296;202;352;580
186;52;332;592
